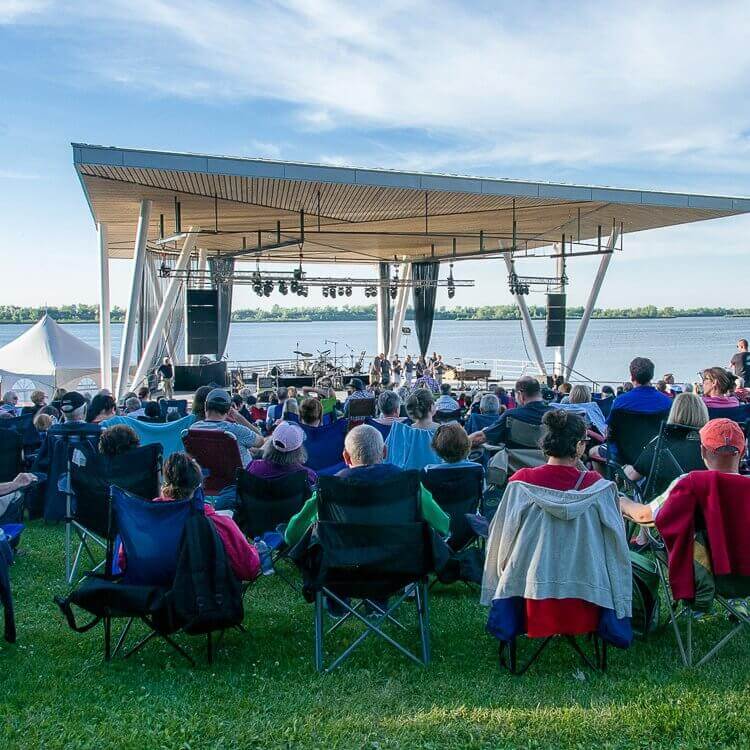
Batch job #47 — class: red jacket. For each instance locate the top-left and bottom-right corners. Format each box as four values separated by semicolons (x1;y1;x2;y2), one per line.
655;471;750;600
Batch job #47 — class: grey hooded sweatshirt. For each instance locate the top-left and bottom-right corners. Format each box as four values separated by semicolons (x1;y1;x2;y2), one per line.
481;477;632;619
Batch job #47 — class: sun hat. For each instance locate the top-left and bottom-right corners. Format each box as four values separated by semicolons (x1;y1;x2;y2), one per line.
271;421;305;452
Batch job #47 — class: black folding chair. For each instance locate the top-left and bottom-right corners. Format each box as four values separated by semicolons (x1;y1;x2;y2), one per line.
640;423;704;501
421;464;484;551
0;429;22;483
346;398;376;429
234;469;310;590
291;471;436;672
434;409;463;424
56;485;213;666
67;444;163;584
606;409;669;472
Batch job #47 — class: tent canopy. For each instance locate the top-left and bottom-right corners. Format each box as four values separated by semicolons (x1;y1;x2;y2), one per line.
0;315;112;398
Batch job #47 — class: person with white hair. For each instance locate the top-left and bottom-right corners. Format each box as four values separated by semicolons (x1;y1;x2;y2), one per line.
284;424;449;546
374;390;405;427
0;391;20;417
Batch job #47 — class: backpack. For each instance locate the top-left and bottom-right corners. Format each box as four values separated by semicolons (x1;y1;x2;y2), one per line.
168;514;244;635
630;550;661;636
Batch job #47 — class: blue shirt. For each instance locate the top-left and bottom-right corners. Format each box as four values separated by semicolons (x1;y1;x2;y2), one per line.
482;401;553;445
607;385;672;421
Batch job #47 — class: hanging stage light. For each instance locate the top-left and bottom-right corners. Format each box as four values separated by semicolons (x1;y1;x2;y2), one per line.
330;286;337;299
263;280;273;297
447;262;456;299
278;280;288;295
322;286;329;298
290;279;298;292
345;286;352;297
338;285;345;296
389;285;398;300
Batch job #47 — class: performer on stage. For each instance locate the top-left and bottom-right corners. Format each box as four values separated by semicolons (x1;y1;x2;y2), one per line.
158;356;174;399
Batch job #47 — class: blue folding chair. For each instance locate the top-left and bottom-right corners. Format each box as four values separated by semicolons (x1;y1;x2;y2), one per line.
299;418;348;475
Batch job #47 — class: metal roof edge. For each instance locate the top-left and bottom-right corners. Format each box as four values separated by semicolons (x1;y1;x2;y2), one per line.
71;143;750;213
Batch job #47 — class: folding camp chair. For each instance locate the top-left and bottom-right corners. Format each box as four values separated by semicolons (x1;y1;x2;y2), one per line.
56;485;212;665
484;416;546;489
422;463;484;552
632;473;750;667
234;469;310;590
182;429;243;495
640;423;704;501
0;429;22;483
159;399;188;420
606;409;669;470
346;397;376;428
299;419;347;475
0;413;39;454
291;471;435;672
66;444;163;584
363;417;392;441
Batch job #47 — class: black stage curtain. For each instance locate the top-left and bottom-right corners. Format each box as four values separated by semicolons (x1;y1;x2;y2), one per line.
411;261;439;356
208;257;234;359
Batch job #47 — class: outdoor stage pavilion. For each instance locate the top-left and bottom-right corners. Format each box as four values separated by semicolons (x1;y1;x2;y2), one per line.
72;143;750;396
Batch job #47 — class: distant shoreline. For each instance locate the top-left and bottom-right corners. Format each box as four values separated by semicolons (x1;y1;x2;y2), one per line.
0;314;748;325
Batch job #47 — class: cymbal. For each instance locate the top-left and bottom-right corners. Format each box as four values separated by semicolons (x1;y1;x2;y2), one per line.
293;350;313;357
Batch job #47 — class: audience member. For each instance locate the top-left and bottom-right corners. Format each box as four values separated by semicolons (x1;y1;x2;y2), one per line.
0;391;20;417
99;424;140;458
700;367;740;409
385;389;441;470
551;384;607;436
21;390;47;416
374;390;404;426
266;387;289;427
137;401;163;423
469;376;552;448
246;420;317;487
426;422;477;470
86;394;117;424
124;396;144;416
191;385;212;421
137;386;150;405
299;397;323;427
607;358;672;417
342;378;370;417
190;389;264;466
434;383;460;412
284;424;449;546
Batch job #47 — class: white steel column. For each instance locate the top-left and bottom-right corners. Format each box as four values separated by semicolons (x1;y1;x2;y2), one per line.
565;227;619;379
115;199;152;397
97;223;112;391
376;262;391;356
130;229;197;391
146;260;177;363
191;247;209;364
503;254;547;377
387;262;411;358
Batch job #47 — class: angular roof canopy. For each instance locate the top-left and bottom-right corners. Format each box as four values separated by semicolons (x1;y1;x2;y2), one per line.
73;143;750;265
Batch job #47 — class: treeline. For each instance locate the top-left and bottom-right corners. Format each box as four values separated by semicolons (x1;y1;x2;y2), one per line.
0;304;747;324
0;305;126;323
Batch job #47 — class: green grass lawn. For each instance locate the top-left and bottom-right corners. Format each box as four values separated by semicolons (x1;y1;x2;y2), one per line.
2;523;750;749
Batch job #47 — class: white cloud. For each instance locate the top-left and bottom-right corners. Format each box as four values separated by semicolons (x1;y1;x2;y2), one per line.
15;0;750;180
0;0;51;24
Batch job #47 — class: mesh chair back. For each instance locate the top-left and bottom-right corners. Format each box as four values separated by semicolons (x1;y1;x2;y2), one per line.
434;409;463;424
38;425;102;521
642;423;704;500
465;412;500;434
317;470;422;524
507;416;545;448
0;429;22;483
363;417;392;441
182;429;243;494
299;419;347;472
594;395;614;419
707;405;750;426
70;444;163;539
422;464;483;546
347;398;376;419
608;410;669;466
159;399;188;420
0;413;39;452
110;485;202;587
235;469;311;538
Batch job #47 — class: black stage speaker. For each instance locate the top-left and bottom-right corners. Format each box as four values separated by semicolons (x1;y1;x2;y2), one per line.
186;289;219;355
546;293;567;348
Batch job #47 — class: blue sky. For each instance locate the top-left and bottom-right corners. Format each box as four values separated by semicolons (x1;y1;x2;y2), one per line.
1;0;750;311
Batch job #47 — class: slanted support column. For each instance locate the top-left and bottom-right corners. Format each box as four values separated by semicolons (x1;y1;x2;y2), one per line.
504;254;547;378
97;223;112;391
130;228;198;391
376;262;391;356
116;199;152;397
146;260;177;364
565;227;620;379
388;262;411;359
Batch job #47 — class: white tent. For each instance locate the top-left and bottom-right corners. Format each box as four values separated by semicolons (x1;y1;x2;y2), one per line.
0;315;113;401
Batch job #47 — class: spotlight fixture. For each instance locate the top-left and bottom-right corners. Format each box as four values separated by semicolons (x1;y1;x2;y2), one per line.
278;280;288;295
159;262;171;278
338;285;345;297
389;285;398;300
345;286;352;297
263;280;273;297
293;266;303;281
447;262;456;299
290;280;299;293
322;286;329;298
329;286;337;299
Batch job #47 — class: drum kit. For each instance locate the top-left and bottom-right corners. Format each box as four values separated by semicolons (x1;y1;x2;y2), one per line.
291;343;365;390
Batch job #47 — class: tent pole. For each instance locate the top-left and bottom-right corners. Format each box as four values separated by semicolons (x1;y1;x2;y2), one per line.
146;260;177;364
565;226;619;379
115;199;152;397
130;229;197;391
97;222;112;391
503;254;547;378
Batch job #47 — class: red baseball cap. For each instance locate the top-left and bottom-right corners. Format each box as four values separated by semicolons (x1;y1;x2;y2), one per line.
699;418;746;454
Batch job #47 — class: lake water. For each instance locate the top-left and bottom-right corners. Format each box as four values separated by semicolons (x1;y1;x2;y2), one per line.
0;317;744;385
